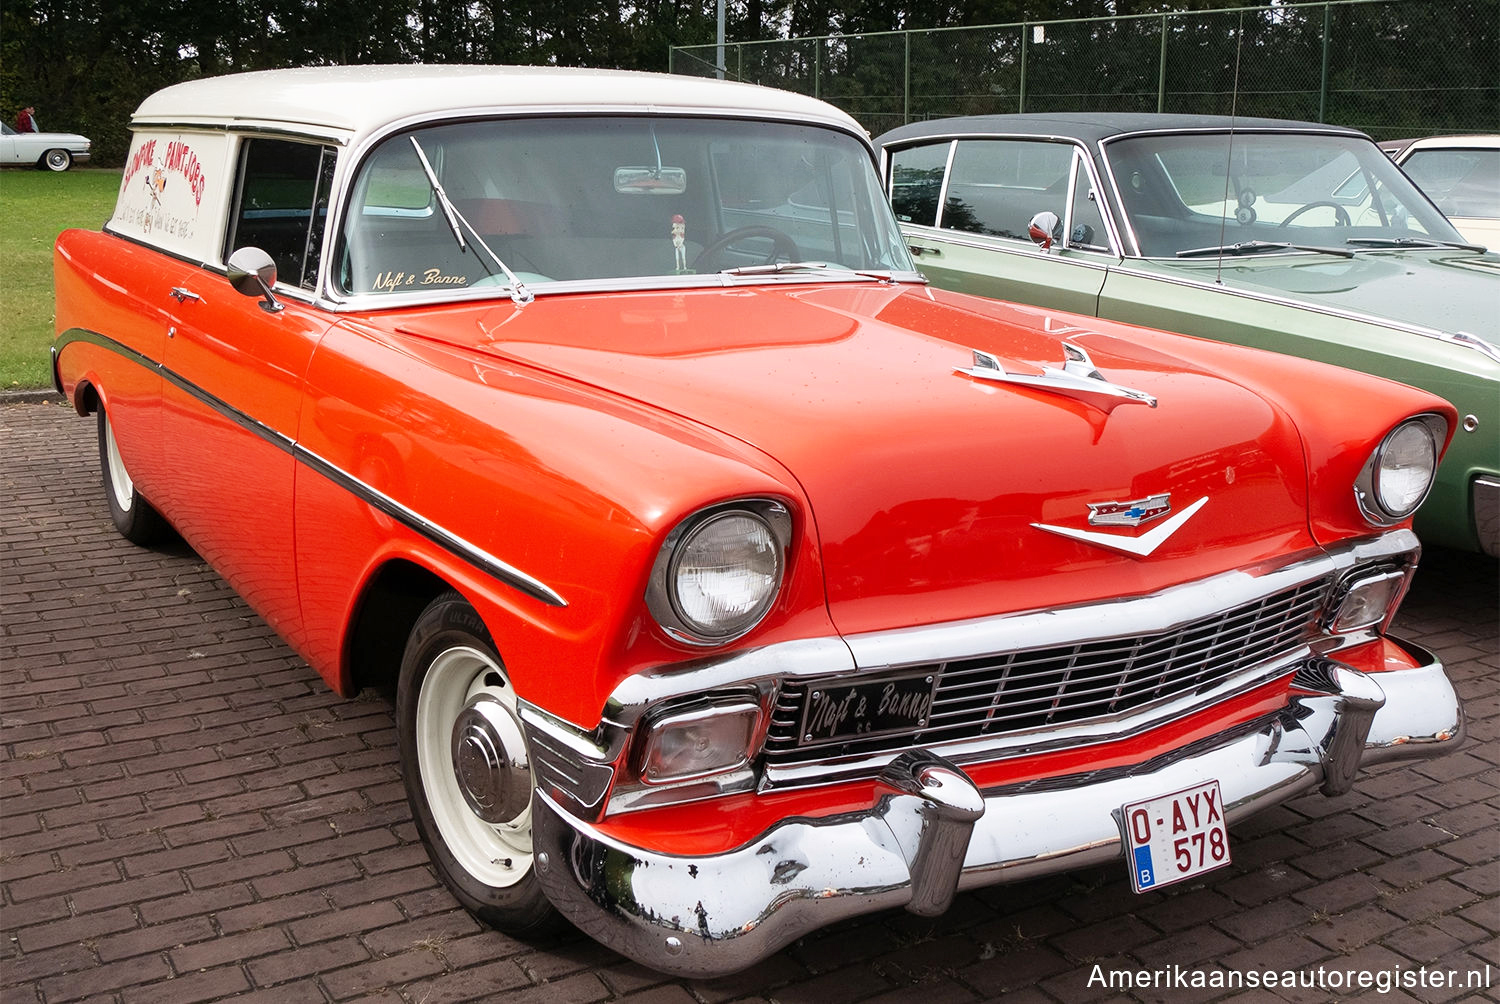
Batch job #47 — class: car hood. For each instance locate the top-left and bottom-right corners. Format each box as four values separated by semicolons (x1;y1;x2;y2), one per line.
389;283;1320;634
22;131;90;146
1151;249;1500;341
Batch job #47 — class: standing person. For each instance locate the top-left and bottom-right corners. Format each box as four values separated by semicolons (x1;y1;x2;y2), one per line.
16;106;39;132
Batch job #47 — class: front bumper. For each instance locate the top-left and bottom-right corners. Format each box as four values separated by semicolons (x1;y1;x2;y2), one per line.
531;651;1461;978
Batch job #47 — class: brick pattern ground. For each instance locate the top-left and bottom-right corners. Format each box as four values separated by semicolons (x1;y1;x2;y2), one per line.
2;399;1496;1004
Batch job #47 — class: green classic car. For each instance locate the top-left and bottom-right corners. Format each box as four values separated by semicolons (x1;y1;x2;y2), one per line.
877;114;1499;555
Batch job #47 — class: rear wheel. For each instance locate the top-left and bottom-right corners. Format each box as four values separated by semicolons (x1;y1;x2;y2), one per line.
41;149;71;172
396;592;561;935
97;407;172;545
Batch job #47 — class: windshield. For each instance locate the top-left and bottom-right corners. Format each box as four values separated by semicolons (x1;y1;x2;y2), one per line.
335;116;915;296
1103;132;1467;258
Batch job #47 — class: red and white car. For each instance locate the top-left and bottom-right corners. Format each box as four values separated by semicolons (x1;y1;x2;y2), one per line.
53;66;1463;977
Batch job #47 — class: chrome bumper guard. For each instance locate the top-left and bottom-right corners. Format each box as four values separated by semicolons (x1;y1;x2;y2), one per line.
531;651;1461;978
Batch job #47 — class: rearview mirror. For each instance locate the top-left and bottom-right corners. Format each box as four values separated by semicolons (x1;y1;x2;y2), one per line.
614;166;688;195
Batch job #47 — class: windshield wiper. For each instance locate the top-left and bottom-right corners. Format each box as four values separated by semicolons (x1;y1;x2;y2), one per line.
1176;240;1355;260
1345;236;1489;253
408;137;533;304
718;261;833;276
717;262;918;284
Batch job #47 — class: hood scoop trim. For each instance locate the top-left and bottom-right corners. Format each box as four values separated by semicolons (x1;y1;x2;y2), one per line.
956;344;1158;414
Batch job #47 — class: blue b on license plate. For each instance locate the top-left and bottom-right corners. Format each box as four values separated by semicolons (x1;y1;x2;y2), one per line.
1121;779;1231;892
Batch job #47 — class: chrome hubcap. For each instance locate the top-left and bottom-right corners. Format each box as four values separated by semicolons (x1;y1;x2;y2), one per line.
451;697;530;825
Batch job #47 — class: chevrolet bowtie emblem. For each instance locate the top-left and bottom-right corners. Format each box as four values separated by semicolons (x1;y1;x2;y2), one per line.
1033;496;1209;558
1088;493;1171;527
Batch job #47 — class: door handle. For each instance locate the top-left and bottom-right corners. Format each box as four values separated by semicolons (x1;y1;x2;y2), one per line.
908;244;941;258
169;287;202;304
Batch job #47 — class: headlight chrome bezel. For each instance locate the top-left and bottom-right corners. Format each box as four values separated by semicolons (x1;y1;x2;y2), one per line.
1353;415;1447;526
647;498;793;647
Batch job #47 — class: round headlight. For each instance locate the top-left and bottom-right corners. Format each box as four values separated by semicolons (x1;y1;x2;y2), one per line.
647;502;790;646
1373;421;1438;519
670;512;782;640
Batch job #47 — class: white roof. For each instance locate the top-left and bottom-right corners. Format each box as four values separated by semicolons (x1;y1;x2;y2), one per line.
131;64;863;142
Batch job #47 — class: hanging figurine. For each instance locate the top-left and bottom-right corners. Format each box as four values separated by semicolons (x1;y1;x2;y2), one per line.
671;214;688;273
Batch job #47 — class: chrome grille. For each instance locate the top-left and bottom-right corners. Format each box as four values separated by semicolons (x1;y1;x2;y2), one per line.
762;578;1330;769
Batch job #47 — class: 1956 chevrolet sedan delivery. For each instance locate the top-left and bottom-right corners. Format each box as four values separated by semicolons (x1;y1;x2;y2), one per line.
53;65;1464;977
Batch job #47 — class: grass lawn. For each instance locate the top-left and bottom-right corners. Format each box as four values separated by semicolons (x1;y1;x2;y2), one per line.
0;169;121;389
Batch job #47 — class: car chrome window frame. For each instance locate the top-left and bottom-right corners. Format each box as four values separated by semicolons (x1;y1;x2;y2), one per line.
886;133;1124;259
1096;126;1469;260
319;107;916;312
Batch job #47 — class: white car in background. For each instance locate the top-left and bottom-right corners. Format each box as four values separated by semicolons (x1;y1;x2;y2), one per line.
1382;134;1500;247
0;121;91;171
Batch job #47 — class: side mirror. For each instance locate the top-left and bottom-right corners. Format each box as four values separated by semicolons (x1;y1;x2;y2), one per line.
1027;211;1061;251
226;247;284;313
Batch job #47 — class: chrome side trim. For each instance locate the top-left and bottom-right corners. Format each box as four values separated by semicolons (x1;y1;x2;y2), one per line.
530;654;1462;979
898;224;1119;272
53;328;566;607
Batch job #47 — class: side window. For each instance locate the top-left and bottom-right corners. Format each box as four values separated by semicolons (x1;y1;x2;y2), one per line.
1067;155;1110;252
889;143;950;227
227;139;336;291
1403;148;1500;219
944;140;1072;240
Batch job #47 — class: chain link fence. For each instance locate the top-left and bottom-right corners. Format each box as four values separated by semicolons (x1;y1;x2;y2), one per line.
671;0;1498;140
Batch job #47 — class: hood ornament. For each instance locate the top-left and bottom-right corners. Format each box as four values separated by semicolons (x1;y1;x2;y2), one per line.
956;344;1157;414
1034;496;1209;558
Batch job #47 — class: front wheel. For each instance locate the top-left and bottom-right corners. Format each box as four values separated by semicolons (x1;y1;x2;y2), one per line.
396;592;561;935
42;149;72;172
97;406;172;545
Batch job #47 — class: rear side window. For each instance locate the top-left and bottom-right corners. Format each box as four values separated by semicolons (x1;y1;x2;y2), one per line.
889;142;950;227
944;140;1072;240
227;139;337;291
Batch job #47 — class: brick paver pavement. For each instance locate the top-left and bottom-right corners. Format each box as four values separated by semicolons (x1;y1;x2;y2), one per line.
2;399;1496;1003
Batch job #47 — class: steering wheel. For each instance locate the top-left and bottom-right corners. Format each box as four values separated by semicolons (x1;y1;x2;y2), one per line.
1279;201;1352;228
694;226;800;272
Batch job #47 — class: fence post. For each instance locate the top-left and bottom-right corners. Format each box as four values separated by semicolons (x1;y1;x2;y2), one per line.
1019;24;1028;113
815;41;821;99
904;31;911;123
1157;14;1169;113
1318;2;1332;121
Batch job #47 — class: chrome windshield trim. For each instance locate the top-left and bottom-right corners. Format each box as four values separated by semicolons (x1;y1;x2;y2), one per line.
321;270;929;312
316;106;887;311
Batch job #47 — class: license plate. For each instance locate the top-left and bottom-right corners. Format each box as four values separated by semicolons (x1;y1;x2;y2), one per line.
797;671;937;747
1120;779;1231;892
